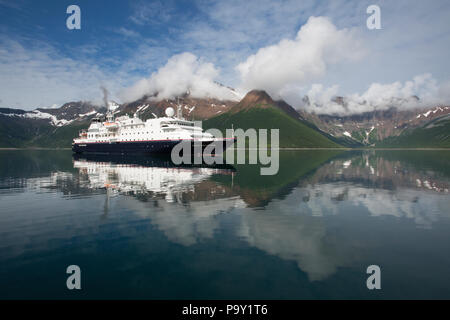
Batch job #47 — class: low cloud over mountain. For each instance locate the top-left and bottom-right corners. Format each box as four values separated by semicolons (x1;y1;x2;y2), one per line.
119;16;450;116
120;53;242;103
288;73;450;115
2;1;450;116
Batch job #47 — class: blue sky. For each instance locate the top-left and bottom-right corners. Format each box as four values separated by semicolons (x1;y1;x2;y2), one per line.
1;0;450;113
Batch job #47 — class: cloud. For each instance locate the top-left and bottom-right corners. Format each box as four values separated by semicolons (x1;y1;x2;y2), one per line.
0;0;23;10
130;0;174;26
120;52;240;102
289;73;449;115
235;16;364;97
0;38;122;109
2;0;450;113
0;35;172;109
119;13;450;114
115;27;140;38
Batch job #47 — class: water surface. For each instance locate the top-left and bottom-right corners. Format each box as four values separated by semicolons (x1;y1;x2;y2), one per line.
0;150;449;299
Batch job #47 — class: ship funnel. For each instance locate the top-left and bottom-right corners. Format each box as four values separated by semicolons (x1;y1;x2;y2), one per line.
101;86;109;111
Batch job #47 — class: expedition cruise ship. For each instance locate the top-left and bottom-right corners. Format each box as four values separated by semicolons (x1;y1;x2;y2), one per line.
72;105;236;154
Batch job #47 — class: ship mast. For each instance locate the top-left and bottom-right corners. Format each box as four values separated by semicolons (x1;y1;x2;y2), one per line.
176;97;183;119
106;102;114;122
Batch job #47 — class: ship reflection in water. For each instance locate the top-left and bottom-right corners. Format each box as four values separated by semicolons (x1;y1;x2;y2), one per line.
0;150;449;299
73;154;237;204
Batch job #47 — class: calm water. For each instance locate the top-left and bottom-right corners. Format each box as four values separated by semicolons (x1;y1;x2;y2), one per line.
0;149;449;299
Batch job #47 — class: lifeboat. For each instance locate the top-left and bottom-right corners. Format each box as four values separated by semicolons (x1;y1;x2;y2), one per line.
104;122;118;130
79;129;87;138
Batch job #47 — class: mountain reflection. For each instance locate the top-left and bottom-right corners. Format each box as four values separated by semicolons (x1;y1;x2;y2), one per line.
301;151;449;194
69;151;449;281
0;150;449;285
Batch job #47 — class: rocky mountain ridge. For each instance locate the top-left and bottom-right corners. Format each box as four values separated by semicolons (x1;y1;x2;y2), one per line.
1;89;449;148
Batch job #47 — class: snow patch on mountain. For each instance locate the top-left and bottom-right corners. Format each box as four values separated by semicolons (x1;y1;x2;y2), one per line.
108;101;120;111
79;110;97;118
1;110;74;126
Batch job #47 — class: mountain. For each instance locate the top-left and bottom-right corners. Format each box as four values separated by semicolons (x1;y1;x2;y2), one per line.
116;85;241;121
0;109;53;147
116;94;237;121
36;101;107;122
377;113;450;148
203;90;342;148
0;102;104;147
1;86;449;149
298;105;450;147
0;89;241;147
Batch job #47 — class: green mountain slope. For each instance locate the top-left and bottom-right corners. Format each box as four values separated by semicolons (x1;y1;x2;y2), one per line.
377;116;450;148
0;115;53;147
0;114;89;148
31;121;90;148
203;91;341;148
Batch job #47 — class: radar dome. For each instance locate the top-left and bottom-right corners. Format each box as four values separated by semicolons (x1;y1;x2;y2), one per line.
165;107;175;117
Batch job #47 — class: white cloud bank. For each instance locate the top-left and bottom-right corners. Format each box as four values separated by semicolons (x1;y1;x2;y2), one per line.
115;15;450;115
121;16;363;105
231;16;450;114
2;0;450;114
236;16;364;97
120;52;241;102
121;15;450;114
287;73;450;115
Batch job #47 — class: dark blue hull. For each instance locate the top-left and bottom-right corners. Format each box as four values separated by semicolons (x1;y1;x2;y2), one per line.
72;139;236;155
72;153;236;171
